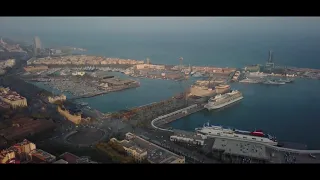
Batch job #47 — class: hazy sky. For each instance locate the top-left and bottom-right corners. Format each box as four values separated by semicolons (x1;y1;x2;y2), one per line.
1;17;320;34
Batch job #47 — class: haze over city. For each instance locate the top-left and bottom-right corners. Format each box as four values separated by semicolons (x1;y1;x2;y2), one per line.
0;17;320;164
1;17;320;34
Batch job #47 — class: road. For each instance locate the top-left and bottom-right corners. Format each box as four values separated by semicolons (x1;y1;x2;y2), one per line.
136;129;220;163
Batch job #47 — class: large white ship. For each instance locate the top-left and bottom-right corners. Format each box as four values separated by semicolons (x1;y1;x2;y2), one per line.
195;123;278;146
247;71;268;78
204;90;243;110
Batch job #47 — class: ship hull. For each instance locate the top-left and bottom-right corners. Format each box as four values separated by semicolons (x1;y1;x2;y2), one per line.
205;96;243;110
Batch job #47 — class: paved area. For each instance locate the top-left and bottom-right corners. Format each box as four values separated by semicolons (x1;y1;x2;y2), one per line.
266;147;320;163
213;138;269;161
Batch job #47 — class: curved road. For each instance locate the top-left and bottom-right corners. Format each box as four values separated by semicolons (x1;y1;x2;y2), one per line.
151;104;200;132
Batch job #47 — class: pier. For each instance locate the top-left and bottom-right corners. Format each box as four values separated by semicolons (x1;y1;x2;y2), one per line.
151;104;205;132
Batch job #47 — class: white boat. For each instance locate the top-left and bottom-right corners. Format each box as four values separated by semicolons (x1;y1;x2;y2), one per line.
204;90;243;110
195;123;278;146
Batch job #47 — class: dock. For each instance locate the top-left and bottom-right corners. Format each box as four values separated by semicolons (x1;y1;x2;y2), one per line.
151;104;205;131
70;83;140;100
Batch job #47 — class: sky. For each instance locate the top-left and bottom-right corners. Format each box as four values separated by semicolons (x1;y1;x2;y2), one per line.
1;17;320;34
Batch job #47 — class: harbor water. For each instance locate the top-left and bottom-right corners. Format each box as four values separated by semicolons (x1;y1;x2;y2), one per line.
3;20;320;149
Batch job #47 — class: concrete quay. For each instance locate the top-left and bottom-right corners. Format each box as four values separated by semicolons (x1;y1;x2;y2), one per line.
151;104;205;132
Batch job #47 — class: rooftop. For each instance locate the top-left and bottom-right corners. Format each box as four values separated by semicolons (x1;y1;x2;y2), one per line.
30;149;56;163
14;139;33;147
0;88;26;101
53;159;68;164
123;133;184;163
60;152;80;163
120;140;147;154
212;138;269;160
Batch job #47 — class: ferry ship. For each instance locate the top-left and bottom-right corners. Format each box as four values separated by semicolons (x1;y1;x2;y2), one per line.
195;123;278;146
239;78;261;84
204;90;243;110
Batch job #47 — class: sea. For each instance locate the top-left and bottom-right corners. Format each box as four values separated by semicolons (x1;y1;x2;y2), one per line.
2;25;320;149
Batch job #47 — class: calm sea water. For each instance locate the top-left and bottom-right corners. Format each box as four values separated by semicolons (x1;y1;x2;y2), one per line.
3;29;320;149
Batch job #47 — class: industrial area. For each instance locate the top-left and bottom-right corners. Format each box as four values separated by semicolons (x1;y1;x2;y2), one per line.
1;35;320;164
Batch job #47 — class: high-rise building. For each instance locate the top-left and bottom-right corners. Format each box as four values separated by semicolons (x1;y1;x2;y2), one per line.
33;36;42;56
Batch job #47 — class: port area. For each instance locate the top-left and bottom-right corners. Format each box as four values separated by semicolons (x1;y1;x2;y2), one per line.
148;104;320;163
148;125;320;163
20;66;140;99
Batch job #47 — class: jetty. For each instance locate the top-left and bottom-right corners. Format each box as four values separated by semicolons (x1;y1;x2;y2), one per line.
151;104;205;132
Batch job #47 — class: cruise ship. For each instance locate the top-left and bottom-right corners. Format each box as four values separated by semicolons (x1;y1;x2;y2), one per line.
247;72;268;78
195;123;278;146
204;90;243;110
